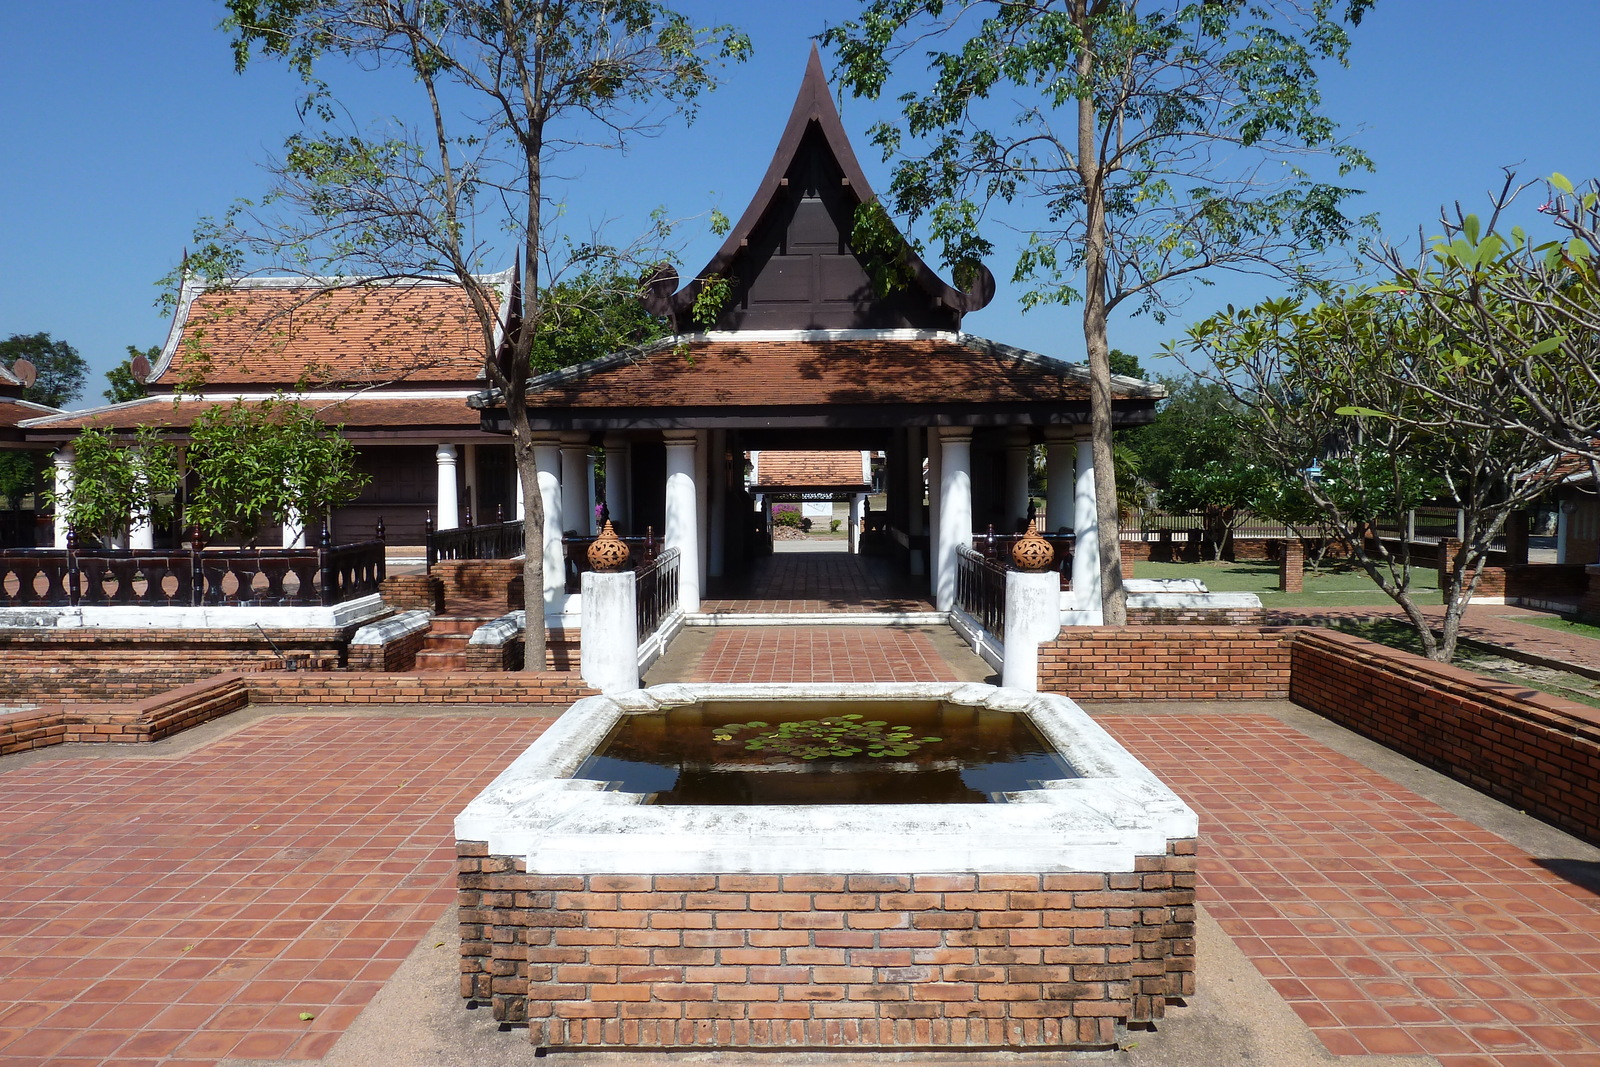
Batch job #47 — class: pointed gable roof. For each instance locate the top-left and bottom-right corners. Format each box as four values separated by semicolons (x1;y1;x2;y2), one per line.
644;46;994;333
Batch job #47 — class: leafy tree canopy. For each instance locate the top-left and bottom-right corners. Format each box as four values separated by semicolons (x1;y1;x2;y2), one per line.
0;333;88;409
104;345;158;405
532;271;668;374
46;426;181;544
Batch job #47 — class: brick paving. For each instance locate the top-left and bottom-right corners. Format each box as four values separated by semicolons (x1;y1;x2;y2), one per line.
703;549;933;615
680;626;964;683
1106;713;1600;1067
0;714;551;1067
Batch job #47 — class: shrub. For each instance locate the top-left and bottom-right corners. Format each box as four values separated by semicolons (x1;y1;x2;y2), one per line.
772;503;801;528
801;517;813;531
830;519;841;532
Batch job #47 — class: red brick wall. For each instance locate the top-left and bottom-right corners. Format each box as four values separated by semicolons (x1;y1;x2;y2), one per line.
0;629;347;703
1290;628;1600;846
1036;628;1292;701
433;559;526;607
1503;564;1589;599
1279;540;1304;592
347;626;431;672
1585;565;1600;619
457;845;1195;1050
0;670;594;757
380;573;444;613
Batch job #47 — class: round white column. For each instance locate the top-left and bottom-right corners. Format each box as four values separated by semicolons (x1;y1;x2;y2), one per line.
533;436;564;608
560;434;590;537
664;430;701;613
128;451;155;550
848;493;863;554
1044;430;1076;535
1072;436;1102;608
1004;429;1031;531
435;444;460;531
280;505;304;549
936;427;973;612
52;446;74;548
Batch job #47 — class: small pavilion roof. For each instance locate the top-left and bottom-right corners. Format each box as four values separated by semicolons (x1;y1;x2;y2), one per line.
756;451;870;492
148;270;513;391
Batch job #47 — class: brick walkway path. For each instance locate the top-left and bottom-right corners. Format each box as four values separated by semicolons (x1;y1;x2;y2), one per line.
679;627;963;683
703;549;933;614
5;708;1597;1065
0;714;549;1067
1107;713;1600;1067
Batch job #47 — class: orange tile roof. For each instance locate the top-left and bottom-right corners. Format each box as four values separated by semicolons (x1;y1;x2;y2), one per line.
756;451;869;488
156;279;503;388
22;395;482;436
526;336;1150;409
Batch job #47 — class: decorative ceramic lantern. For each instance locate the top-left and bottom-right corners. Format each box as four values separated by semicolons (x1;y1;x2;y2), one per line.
586;520;631;572
1010;518;1055;572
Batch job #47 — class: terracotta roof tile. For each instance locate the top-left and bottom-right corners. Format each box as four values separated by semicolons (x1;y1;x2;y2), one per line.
756;451;869;488
526;337;1130;409
158;280;501;388
22;395;480;435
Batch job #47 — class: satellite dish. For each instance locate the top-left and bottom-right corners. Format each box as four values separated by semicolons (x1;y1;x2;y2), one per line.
130;354;152;384
11;359;36;388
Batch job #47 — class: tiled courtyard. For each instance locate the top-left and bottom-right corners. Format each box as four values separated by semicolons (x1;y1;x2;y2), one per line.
3;697;1598;1065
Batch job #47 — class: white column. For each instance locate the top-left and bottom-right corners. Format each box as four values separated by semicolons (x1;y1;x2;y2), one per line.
603;434;631;532
586;452;600;534
1004;429;1031;531
533;436;564;607
1045;430;1075;536
708;429;727;578
435;444;460;531
664;430;701;612
1557;503;1572;564
848;494;863;553
281;505;305;550
514;467;526;521
52;445;73;548
936;427;972;612
128;451;155;550
1072;437;1102;611
926;427;942;593
560;434;589;537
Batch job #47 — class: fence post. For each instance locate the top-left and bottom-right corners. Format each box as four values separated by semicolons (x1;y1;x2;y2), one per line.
188;526;205;606
425;511;436;570
65;530;79;608
318;523;333;606
580;569;639;693
1001;569;1063;691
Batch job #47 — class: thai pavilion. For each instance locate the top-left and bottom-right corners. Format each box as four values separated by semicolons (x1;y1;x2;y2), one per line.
22;47;1162;626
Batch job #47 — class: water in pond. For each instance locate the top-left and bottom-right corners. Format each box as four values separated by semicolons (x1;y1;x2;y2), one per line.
575;700;1075;805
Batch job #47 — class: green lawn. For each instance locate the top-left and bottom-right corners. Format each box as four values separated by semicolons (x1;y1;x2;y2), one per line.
1507;614;1600;640
1130;559;1440;609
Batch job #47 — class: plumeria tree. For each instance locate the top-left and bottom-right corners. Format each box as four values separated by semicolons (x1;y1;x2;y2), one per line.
46;427;181;547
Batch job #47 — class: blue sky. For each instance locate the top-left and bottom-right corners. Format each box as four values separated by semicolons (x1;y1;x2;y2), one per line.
2;1;1598;404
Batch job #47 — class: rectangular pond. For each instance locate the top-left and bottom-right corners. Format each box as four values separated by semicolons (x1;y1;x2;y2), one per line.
456;682;1198;1051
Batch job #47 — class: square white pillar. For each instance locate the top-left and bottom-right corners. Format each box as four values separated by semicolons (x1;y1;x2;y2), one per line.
935;427;973;612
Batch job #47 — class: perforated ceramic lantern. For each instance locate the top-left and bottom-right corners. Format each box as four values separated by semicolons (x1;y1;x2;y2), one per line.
586;520;631;572
1010;518;1055;572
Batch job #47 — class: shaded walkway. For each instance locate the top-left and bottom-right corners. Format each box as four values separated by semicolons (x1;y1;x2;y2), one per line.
704;542;933;614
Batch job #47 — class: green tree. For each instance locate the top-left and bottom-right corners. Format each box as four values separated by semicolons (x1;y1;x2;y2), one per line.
532;271;669;375
0;452;46;510
45;426;181;546
825;0;1376;624
1179;289;1566;662
1157;460;1273;561
185;398;368;546
0;333;89;408
1123;376;1247;493
104;345;157;404
198;0;748;669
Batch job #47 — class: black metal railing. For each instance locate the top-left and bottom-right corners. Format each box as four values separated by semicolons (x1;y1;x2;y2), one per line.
956;544;1006;641
635;547;680;641
970;526;1073;574
564;529;660;594
427;518;526;567
0;536;385;609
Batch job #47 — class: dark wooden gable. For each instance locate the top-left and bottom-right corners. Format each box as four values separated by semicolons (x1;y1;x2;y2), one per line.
646;46;994;333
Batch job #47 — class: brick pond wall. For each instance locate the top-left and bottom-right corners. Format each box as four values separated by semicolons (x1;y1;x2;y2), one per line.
1037;627;1292;701
457;843;1196;1050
